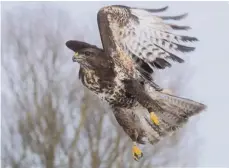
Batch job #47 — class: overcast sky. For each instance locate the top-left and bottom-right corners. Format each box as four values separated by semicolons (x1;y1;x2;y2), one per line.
2;1;229;167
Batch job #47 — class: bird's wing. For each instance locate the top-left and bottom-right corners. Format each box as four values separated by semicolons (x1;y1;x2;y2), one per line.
97;5;198;82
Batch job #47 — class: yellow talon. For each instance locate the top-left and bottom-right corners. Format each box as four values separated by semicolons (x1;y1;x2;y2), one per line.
132;144;143;161
150;112;159;125
161;88;172;95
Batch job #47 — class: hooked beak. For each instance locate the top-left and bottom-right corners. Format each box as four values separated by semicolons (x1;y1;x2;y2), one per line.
72;52;78;62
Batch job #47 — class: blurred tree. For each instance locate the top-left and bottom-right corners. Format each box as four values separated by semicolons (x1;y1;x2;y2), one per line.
1;3;199;168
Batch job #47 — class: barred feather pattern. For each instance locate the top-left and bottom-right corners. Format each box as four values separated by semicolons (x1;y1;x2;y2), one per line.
106;6;198;76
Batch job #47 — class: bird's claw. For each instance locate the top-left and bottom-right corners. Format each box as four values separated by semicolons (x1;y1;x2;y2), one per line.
132;144;143;161
150;112;159;125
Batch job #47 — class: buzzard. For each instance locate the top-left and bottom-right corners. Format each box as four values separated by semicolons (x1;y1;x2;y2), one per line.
66;5;206;161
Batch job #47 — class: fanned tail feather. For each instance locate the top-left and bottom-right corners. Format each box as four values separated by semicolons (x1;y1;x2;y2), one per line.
143;85;206;145
152;91;206;115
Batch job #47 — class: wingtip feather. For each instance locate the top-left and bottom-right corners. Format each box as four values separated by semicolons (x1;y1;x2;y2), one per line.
181;36;199;42
145;6;169;13
170;24;191;30
176;44;196;53
161;13;188;20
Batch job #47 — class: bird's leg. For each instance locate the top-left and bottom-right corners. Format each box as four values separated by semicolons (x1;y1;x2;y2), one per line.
124;79;162;126
132;142;143;161
113;108;144;161
148;82;169;125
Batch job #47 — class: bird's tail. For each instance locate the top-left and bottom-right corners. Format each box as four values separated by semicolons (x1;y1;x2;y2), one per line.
152;90;206;118
142;88;206;145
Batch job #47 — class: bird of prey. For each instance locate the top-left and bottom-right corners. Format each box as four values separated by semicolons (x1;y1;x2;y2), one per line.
66;5;206;161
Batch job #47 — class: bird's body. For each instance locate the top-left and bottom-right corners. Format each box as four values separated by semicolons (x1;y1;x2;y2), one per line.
79;50;137;108
78;53;158;145
66;5;207;161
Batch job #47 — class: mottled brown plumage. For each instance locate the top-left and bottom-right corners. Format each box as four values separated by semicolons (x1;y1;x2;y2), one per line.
66;5;206;161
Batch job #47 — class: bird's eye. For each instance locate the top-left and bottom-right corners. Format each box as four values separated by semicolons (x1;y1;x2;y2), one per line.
85;51;91;56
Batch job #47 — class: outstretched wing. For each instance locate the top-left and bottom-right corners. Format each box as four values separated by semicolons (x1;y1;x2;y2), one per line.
97;5;198;82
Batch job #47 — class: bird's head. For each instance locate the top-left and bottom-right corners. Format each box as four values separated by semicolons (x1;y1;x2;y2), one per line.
66;40;102;70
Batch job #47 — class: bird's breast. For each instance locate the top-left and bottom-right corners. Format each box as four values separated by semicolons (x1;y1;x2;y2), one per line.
80;67;137;108
81;70;101;92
